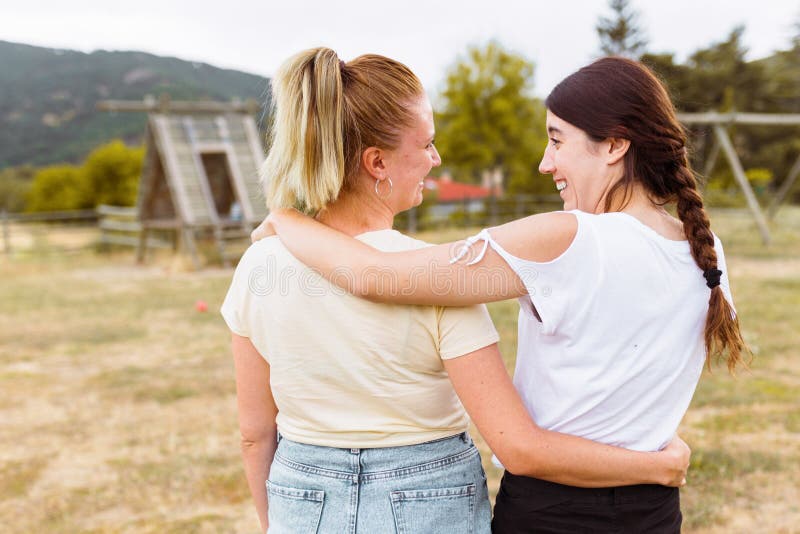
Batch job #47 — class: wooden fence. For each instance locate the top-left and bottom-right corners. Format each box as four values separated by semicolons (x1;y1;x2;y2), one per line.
0;206;173;257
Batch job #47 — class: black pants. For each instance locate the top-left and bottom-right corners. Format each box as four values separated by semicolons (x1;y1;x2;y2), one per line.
492;472;682;534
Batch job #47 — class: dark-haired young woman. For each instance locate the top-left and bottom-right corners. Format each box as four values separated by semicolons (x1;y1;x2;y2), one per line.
258;57;747;532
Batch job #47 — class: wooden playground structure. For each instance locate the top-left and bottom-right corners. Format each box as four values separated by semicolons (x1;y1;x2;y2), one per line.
97;95;268;267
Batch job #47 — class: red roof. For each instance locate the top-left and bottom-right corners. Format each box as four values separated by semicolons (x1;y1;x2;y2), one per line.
423;176;491;202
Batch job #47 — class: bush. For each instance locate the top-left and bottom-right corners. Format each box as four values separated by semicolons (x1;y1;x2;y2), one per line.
82;140;144;207
22;140;144;212
26;165;91;212
0;166;35;212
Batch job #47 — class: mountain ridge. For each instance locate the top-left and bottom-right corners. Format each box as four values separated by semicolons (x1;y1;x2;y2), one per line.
0;40;271;169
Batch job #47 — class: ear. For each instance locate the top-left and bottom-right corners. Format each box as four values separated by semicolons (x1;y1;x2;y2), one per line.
605;138;630;165
361;146;387;180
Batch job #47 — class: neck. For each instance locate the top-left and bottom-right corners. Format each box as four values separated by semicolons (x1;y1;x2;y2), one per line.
599;181;659;215
619;184;666;216
316;179;395;236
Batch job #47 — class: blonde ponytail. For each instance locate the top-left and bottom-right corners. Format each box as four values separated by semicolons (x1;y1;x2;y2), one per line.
261;48;424;213
262;48;345;212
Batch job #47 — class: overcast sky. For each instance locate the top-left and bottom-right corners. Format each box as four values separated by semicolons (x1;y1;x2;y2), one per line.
3;0;798;98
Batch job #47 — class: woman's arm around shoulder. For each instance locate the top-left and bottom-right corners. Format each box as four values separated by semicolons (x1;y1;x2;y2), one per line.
265;209;577;306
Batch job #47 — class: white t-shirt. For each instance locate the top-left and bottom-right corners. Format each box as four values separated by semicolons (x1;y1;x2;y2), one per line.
220;229;499;448
477;210;734;452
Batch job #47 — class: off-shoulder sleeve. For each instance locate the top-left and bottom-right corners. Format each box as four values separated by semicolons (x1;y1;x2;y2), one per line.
453;211;600;335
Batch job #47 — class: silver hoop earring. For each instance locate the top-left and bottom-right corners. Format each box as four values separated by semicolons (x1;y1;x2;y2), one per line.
374;177;393;199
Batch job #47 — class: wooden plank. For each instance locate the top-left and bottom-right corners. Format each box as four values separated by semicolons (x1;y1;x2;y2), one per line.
679;112;800;126
97;98;261;114
6;209;98;222
100;234;172;249
183;116;220;225
713;124;771;244
97;204;137;217
141;219;181;230
181;227;201;269
192;142;229;153
702;137;720;183
243;115;268;219
99;220;142;233
153;115;194;225
217;117;257;224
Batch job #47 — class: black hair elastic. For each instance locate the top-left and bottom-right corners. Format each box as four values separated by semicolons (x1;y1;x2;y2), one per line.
704;268;722;289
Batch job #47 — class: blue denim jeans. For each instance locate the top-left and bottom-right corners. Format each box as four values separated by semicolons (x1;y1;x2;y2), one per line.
267;432;491;534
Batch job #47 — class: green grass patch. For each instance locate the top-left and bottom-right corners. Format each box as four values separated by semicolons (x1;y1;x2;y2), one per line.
682;447;785;529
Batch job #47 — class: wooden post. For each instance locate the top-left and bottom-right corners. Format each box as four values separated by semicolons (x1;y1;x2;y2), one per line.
767;153;800;219
702;137;721;187
136;226;149;264
407;206;417;234
1;209;10;257
515;195;524;218
181;226;201;270
713;125;771;244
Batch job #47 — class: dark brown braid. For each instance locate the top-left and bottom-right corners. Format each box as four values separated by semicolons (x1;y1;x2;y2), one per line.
672;158;747;372
546;57;748;372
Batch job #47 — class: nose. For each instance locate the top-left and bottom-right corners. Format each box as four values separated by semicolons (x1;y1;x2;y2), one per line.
431;145;442;167
539;145;555;174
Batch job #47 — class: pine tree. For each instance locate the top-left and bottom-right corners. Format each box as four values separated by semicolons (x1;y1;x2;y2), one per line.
596;0;648;58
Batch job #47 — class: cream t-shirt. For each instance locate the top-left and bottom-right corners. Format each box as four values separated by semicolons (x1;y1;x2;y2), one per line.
220;229;499;448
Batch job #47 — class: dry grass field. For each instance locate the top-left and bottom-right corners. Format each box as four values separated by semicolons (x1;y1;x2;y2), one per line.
1;208;798;533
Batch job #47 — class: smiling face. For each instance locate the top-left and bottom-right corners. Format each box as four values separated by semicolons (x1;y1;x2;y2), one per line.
380;94;441;213
539;110;623;213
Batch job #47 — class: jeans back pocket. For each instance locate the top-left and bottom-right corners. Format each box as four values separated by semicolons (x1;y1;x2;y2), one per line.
390;483;476;534
267;481;324;534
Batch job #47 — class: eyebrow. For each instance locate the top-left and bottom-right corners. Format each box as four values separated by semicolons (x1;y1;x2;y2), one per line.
547;126;563;135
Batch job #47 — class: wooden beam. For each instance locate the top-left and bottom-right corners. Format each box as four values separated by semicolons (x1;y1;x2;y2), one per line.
97;204;137;217
153;115;194;225
214;117;252;223
141;219;182;230
182;116;221;226
713;124;772;244
243;115;268;221
97;97;261;114
767;152;800;219
181;227;201;269
679;112;800;126
702;137;721;182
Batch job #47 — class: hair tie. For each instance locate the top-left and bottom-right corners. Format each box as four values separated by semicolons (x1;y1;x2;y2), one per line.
703;268;722;289
339;59;346;71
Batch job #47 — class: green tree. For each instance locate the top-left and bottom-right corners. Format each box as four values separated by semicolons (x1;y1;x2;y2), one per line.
643;27;799;201
26;165;90;212
596;0;648;58
434;42;550;195
82;140;144;207
0;166;35;212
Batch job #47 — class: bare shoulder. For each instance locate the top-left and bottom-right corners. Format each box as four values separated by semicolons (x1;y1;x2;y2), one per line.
489;211;578;263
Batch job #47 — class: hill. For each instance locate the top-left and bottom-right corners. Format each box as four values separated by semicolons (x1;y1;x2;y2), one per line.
0;40;270;169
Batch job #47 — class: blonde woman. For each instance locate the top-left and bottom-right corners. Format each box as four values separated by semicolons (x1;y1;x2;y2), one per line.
222;49;689;534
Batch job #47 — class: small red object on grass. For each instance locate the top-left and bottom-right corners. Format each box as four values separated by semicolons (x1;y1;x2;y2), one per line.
195;300;208;312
